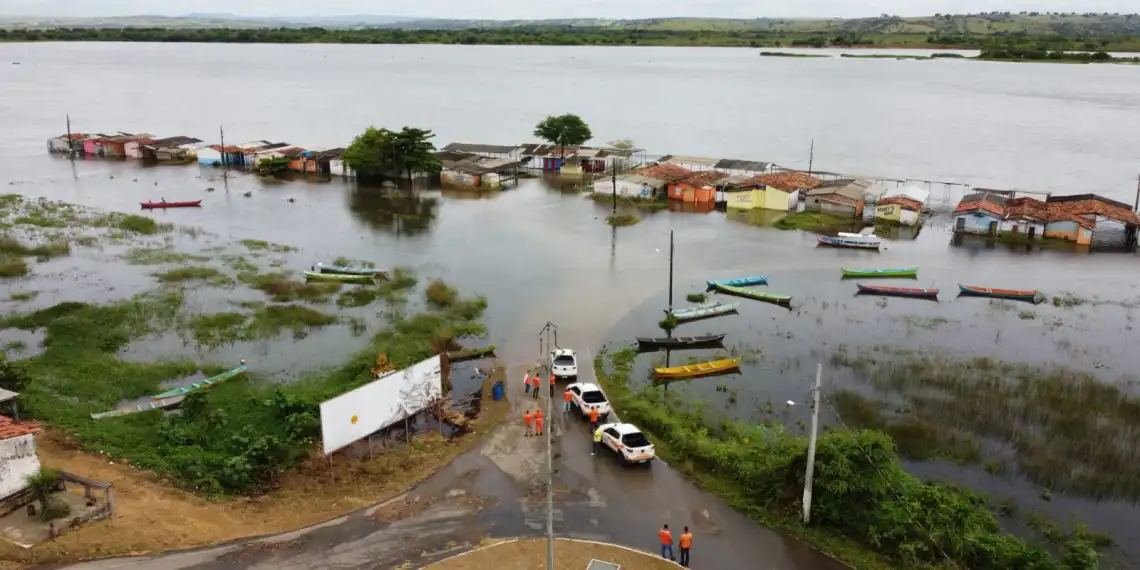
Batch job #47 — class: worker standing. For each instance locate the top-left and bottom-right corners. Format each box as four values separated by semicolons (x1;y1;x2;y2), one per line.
658;524;674;561
549;373;556;398
535;407;545;436
523;409;534;437
588;406;599;433
592;424;603;456
524;372;531;396
679;526;693;567
563;389;573;414
531;373;540;399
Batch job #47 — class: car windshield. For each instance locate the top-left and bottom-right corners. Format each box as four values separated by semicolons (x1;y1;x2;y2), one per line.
623;433;651;448
582;391;607;404
554;355;575;365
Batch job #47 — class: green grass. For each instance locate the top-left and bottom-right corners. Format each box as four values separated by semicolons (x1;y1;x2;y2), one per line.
773;211;860;232
109;214;166;235
0;236;71;260
188;305;339;347
686;293;706;303
154;266;234;287
123;247;210;265
9;291;38;302
425;278;458;308
13;215;68;228
375;267;418;305
0;259;29;277
239;239;297;253
336;287;380;308
239;271;341;303
587;192;669;211
605;214;641;227
221;254;259;273
759;51;829;57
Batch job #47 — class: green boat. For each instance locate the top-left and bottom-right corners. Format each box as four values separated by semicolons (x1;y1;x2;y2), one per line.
714;284;792;306
151;365;247;400
841;267;919;278
303;270;374;283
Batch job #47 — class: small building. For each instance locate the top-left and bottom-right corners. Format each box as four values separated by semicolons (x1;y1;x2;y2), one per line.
197;144;246;167
97;135;154;158
139;136;205;162
875;196;923;226
594;174;666;199
952;192;1009;235
0;409;41;505
1002;197;1049;237
657;155;721;172
804;179;869;218
438;150;524;188
46;133;87;154
882;184;931;208
559;156;584;176
724;172;822;211
668;171;727;204
440;143;522;161
299;148;345;176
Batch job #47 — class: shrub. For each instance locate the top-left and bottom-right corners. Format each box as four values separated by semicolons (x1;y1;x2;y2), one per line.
41;495;72;521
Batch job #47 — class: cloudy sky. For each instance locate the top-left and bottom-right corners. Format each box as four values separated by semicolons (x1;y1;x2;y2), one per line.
2;0;1137;19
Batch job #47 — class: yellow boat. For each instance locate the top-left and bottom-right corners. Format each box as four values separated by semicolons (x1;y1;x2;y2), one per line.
653;358;741;380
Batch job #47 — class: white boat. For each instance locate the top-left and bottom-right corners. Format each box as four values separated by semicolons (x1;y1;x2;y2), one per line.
667;302;740;321
818;234;882;250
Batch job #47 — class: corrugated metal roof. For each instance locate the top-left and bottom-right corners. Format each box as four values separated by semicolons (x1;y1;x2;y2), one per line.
441;142;521;155
715;158;772;172
660;155;720;167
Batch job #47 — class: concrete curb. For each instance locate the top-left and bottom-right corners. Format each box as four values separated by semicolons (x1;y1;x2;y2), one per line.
421;537;684;569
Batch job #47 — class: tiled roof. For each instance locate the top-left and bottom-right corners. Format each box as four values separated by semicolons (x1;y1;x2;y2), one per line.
734;172;824;192
0;416;40;440
632;163;694;184
953;193;1006;217
1006;197;1050;220
878;196;924;212
677;171;728;187
1045;197;1140;226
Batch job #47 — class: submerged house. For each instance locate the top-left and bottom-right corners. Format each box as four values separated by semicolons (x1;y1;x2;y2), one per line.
668;171;727;204
952;192;1009;235
438;150;525;188
950;191;1138;245
197;145;245;167
804;179;870;218
875;184;930;226
46;133;88;154
139;136;205;162
724;172;823;211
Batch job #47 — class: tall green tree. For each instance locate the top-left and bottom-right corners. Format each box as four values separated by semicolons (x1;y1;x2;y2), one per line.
534;114;592;158
342;127;396;182
390;127;441;182
342;126;441;183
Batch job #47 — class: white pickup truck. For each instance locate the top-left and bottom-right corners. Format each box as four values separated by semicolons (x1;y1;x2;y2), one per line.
567;382;611;420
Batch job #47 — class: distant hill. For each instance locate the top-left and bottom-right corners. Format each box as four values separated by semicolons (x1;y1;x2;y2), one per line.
2;12;1139;37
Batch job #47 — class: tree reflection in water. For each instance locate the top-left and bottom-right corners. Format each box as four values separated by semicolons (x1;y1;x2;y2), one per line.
348;186;439;238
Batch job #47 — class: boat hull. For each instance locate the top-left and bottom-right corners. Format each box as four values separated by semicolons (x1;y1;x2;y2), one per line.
818;236;880;250
151;365;247;400
140;200;202;209
303;270;374;283
317;264;384;276
668;302;740;322
636;333;726;350
842;267;918;278
958;284;1045;304
706;276;768;288
714;284;792;306
654;358;740;380
856;284;939;299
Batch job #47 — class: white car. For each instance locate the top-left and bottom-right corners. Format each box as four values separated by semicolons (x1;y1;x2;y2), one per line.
550;348;578;379
597;422;655;465
566;382;611;420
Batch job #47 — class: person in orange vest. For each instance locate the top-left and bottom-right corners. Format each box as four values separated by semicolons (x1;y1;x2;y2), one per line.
588;406;599;432
523;372;531;396
563;388;573;414
549;373;556;398
523;409;534;437
658;524;674;561
531;372;540;399
534;407;544;436
679;526;692;567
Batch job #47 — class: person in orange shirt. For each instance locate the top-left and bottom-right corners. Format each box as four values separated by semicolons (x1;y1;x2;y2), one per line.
523;409;534;437
549;373;556;398
588;406;599;432
531;372;540;400
658;524;674;561
679;526;692;567
563;389;573;414
523;373;531;396
534;407;544;436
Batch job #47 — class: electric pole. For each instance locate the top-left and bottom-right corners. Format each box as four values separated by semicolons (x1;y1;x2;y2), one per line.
538;322;558;570
65;114;75;160
802;364;822;524
808;139;815;176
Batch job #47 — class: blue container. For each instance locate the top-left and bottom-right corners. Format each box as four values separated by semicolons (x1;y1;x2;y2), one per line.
492;380;504;401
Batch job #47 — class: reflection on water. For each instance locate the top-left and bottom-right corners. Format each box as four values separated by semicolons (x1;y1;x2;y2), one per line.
348;188;439;237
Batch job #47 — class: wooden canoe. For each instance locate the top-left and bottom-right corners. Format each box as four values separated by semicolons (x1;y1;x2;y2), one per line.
706;276;768;288
958;284;1045;304
316;264;384;276
636;333;726;350
817;235;881;250
714;284;792;306
303;270;374;283
668;302;739;322
842;267;918;278
151;365;247;400
140;200;202;209
856;284;938;299
654;358;741;380
445;345;497;362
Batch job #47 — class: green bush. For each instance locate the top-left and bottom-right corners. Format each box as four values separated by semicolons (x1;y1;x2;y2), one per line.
41;495;72;521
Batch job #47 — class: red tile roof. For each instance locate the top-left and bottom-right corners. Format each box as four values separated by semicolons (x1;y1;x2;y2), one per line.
632;163;694;184
677;171;728;187
1005;197;1049;220
734;172;824;192
1046;199;1140;225
954;198;1005;217
0;416;40;440
878;196;924;212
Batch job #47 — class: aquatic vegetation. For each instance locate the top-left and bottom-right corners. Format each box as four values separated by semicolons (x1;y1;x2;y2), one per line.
0;236;70;260
8;291;38;302
239;239;297;253
336;287;379;308
773;212;858;232
685;293;706;303
0;259;29;277
425;278;458;308
154;266;234;287
123;247;210;265
188;305;339;347
221;254;259;273
239;271;341;303
605;214;640;227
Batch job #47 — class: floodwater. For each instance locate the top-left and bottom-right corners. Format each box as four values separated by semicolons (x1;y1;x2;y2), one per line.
2;42;1140;562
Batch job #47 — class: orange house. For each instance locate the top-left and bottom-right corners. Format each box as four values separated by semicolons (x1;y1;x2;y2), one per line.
668;171;727;204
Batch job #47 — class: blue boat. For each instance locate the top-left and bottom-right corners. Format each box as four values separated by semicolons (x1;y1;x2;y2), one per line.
706;276;768;288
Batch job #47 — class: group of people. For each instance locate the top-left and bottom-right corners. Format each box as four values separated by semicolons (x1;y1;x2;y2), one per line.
659;524;694;567
523;368;556;399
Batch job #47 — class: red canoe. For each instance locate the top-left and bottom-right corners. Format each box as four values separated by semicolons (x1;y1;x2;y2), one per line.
140;200;202;209
857;283;939;299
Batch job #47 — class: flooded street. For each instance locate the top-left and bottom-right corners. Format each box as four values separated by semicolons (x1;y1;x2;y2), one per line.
2;42;1140;565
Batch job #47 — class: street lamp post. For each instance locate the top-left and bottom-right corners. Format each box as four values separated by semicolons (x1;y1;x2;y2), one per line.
538;322;559;570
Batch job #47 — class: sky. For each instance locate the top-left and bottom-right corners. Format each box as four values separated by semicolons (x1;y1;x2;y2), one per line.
2;0;1137;20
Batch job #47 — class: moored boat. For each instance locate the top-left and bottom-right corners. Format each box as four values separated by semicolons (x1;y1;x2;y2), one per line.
713;284;792;306
140;200;202;209
151;364;247;400
856;284;939;299
706;276;768;288
957;284;1045;304
315;263;384;276
654;358;741;380
445;345;497;362
818;235;881;250
842;267;918;278
667;302;740;322
636;333;726;350
303;270;375;283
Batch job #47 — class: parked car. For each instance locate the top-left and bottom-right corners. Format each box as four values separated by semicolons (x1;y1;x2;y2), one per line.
566;382;611;420
550;348;578;379
597;422;655;465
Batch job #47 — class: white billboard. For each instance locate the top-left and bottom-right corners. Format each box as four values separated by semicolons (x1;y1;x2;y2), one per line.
319;355;443;455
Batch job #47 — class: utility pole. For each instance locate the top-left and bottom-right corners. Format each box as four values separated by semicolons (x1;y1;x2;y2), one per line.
802;364;822;525
219;125;228;184
65;114;75;160
1133;174;1139;212
667;230;675;313
807;139;815;176
611;160;618;216
538;322;558;570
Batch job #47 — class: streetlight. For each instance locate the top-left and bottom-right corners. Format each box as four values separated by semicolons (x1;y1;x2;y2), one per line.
787;364;823;524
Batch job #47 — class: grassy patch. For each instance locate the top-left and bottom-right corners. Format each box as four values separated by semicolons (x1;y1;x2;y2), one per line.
759;51;829;57
222;254;259;273
832;390;981;464
425;278;458;308
1052;293;1086;307
154;266;233;287
587;192;669;211
239;271;341;303
240;239;297;253
685;293;706;303
0;236;71;260
0;258;29;277
375;267;418;305
336;287;379;308
1018;311;1036;320
9;291;38;302
331;256;376;268
774;211;859;232
108;214;168;235
13;215;68;228
594;346;1099;570
123;247;210;265
605;214;641;227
